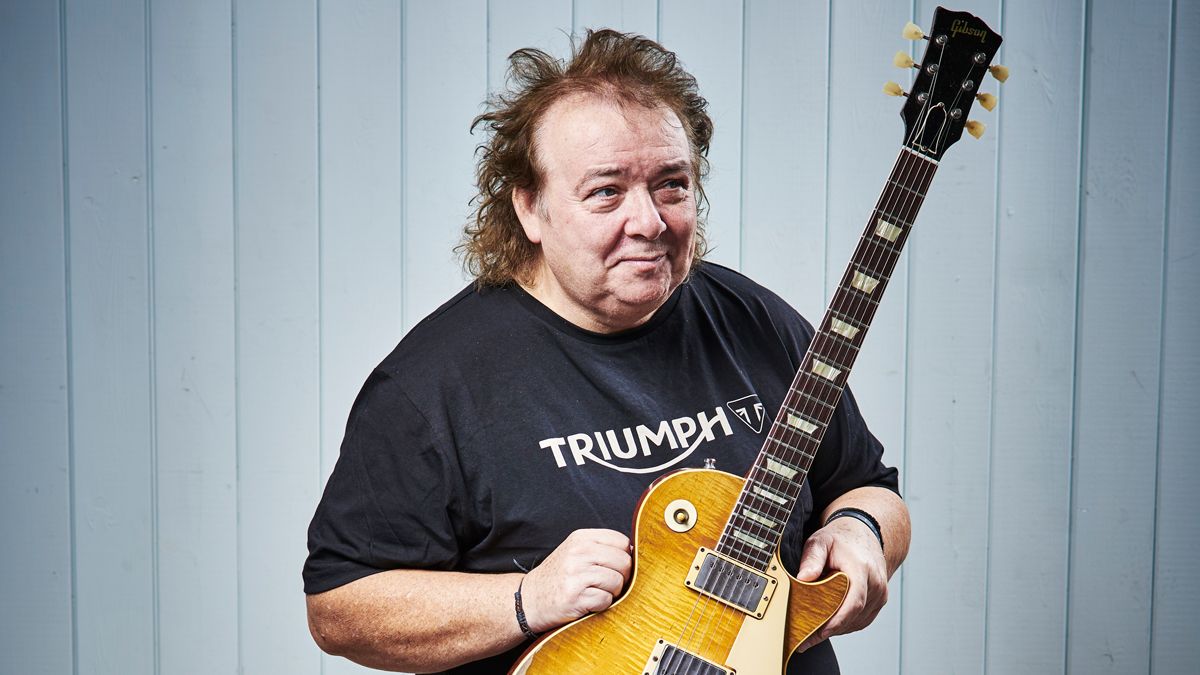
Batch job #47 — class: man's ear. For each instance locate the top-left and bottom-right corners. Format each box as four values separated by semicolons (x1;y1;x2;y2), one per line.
512;187;543;244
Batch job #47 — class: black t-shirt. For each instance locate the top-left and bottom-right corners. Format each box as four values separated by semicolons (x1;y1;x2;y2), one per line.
304;263;898;674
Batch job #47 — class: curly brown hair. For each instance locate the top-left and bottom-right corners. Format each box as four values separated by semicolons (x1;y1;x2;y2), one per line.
459;29;713;286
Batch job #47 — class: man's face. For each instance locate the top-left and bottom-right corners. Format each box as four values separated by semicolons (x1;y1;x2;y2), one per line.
514;95;698;333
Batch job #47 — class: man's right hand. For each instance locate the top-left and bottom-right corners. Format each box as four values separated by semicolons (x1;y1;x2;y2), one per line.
519;528;632;634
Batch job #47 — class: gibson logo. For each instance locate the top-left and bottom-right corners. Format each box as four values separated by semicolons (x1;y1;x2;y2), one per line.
951;19;987;43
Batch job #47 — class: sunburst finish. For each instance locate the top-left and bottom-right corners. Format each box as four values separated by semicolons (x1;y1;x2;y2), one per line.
510;469;849;674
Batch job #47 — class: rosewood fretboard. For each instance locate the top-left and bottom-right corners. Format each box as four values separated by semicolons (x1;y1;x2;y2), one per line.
715;146;938;571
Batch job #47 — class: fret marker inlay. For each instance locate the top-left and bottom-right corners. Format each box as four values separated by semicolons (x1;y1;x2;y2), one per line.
851;271;881;294
742;507;780;530
732;529;771;550
830;318;860;339
786;412;819;435
811;359;842;382
875;218;902;242
752;485;789;505
764;457;799;479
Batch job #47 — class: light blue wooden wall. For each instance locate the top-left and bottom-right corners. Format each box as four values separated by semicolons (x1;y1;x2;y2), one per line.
1;1;1196;674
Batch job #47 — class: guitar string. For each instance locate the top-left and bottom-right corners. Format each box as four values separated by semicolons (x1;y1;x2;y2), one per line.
673;145;936;672
671;30;985;668
659;49;960;667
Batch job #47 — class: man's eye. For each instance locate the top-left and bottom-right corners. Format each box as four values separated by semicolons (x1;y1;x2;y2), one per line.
591;187;618;198
661;178;688;190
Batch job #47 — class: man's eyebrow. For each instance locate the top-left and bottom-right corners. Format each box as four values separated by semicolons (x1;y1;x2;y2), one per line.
573;160;693;193
574;166;624;193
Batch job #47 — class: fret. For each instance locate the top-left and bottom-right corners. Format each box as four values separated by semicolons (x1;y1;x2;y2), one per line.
850;270;882;295
810;358;842;382
715;536;771;569
886;177;925;200
837;281;881;306
809;349;851;377
822;325;862;352
735;491;790;522
827;311;865;342
855;236;903;269
750;482;792;506
811;332;860;372
740;506;782;531
875;207;913;230
785;388;837;414
878;192;923;225
830;291;880;327
794;369;844;402
760;455;803;481
764;432;817;462
872;217;904;244
730;528;772;551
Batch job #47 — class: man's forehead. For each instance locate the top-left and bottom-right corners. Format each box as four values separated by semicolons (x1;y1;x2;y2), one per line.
534;94;692;174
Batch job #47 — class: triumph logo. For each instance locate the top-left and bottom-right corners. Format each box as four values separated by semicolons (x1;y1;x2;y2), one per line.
726;394;765;434
537;406;735;474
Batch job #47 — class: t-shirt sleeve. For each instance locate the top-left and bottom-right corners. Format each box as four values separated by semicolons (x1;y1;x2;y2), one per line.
303;369;467;594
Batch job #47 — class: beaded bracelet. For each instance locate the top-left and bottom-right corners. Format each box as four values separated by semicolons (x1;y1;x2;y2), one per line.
514;577;539;640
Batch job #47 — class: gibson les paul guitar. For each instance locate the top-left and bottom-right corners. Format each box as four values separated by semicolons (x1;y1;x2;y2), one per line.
511;8;1005;673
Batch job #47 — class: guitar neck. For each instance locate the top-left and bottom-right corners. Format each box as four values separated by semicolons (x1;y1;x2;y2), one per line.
716;146;939;570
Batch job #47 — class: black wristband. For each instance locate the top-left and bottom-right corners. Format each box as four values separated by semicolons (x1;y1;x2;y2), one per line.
514;577;539;640
825;507;884;554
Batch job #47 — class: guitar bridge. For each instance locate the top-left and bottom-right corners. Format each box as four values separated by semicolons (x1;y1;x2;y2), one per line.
643;639;733;675
683;547;775;618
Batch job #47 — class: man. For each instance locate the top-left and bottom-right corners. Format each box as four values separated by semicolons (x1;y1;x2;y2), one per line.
304;29;909;674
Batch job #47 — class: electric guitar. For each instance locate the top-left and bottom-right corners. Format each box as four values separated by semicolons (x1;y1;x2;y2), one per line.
511;8;1005;673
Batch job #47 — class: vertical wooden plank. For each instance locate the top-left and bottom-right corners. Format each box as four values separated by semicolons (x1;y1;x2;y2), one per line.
403;0;489;332
1068;1;1171;672
62;0;156;672
740;0;829;323
318;2;404;671
1151;0;1199;671
149;1;239;672
986;2;1084;672
235;0;322;672
573;0;657;37
0;3;74;673
659;0;743;270
825;1;911;670
899;2;1001;673
486;0;572;94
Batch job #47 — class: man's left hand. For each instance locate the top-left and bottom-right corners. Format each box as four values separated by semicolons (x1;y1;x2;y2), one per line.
793;515;890;652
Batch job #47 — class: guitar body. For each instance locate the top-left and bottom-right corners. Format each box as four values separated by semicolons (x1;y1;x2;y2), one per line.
510;469;849;674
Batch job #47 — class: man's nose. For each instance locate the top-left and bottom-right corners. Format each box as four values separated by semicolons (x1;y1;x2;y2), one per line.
623;188;668;239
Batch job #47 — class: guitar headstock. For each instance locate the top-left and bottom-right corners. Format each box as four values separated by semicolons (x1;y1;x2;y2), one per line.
888;7;1004;161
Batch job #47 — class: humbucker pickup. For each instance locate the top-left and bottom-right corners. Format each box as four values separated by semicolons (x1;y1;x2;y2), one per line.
683;547;776;618
642;639;733;675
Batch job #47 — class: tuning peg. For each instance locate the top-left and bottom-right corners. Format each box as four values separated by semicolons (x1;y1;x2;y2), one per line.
883;81;906;97
975;92;997;111
893;51;916;69
902;21;925;40
965;120;986;139
989;64;1010;82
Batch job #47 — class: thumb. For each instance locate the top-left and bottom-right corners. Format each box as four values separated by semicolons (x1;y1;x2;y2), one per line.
796;535;831;581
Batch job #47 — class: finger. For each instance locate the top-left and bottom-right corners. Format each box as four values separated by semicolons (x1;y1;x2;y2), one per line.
796;534;832;581
578;587;615;614
586;565;627;597
580;528;631;550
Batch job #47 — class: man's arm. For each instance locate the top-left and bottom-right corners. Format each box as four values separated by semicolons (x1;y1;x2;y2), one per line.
307;529;631;673
795;485;911;651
